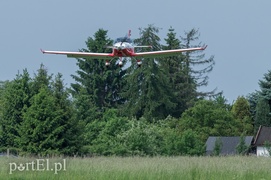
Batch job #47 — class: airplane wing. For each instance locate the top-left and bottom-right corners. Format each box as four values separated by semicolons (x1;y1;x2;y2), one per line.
41;49;113;59
134;46;207;58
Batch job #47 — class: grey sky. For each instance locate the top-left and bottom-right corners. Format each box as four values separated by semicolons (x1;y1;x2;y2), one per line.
1;1;270;102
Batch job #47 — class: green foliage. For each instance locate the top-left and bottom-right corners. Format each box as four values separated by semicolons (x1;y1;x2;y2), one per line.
121;26;215;120
122;25;176;120
0;80;7;98
19;87;60;155
232;96;250;119
82;110;206;156
32;64;52;94
0;70;32;148
231;96;253;135
51;73;82;154
180;28;215;97
236;135;249;155
258;70;271;101
84;109;130;156
71;28;125;122
18;70;80;155
213;137;222;156
161;126;183;155
120;118;169;156
0;27;243;157
179;99;238;143
0;66;81;155
255;98;271;131
161;27;197;117
0;81;8;144
247;92;259;122
251;70;271;132
180;129;205;156
69;26;216;121
84;110;164;156
213;95;231;110
263;141;271;156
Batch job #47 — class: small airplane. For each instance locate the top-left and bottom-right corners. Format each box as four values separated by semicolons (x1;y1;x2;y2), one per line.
41;30;207;67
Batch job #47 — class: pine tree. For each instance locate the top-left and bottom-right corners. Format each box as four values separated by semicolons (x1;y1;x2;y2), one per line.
18;69;80;155
258;70;271;103
0;81;7;96
0;81;7;124
71;29;125;122
0;70;32;148
161;27;197;117
51;73;82;154
255;98;271;131
253;70;271;131
32;64;52;94
122;25;176;120
180;28;215;97
247;92;259;123
19;87;61;155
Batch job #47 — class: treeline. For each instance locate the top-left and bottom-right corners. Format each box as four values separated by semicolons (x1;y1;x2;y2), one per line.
0;25;266;156
0;68;80;155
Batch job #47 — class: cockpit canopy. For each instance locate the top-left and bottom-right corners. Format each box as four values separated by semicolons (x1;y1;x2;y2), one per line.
114;37;133;44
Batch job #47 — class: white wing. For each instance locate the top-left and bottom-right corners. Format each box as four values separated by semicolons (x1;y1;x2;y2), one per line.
41;49;113;59
134;46;207;58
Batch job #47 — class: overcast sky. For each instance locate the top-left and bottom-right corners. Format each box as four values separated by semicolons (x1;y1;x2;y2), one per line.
1;0;270;103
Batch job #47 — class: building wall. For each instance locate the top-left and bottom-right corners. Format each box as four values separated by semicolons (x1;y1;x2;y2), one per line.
257;146;270;157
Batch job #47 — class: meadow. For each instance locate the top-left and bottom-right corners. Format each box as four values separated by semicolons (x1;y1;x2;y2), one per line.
0;156;271;180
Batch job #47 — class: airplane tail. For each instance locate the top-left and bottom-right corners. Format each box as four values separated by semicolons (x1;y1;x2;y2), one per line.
128;30;131;38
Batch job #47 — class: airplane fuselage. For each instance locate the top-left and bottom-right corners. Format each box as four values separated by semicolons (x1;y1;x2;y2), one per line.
111;35;137;57
112;42;135;57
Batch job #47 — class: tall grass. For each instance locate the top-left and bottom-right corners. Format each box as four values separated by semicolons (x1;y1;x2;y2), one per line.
1;156;270;180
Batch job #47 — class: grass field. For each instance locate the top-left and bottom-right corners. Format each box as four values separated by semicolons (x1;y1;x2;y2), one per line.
1;156;271;180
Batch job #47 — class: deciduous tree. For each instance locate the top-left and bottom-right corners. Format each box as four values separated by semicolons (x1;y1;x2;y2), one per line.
231;96;253;135
179;99;238;142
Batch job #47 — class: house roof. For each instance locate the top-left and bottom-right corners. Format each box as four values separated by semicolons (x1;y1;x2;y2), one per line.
205;136;253;155
254;126;271;146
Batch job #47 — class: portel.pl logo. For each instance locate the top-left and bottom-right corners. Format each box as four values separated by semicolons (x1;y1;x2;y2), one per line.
9;159;66;174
